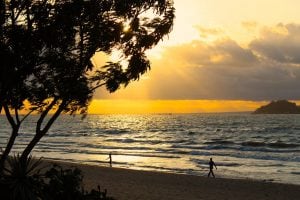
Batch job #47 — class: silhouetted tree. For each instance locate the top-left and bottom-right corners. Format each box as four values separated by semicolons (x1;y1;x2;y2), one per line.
0;0;174;167
0;0;46;171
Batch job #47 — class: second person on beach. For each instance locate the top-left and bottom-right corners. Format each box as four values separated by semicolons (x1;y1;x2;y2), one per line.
208;158;217;178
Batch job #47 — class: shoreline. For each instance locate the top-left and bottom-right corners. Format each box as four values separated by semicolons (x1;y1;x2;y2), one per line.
42;158;300;200
42;157;299;185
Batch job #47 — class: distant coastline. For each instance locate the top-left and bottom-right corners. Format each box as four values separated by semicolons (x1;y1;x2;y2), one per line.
253;100;300;114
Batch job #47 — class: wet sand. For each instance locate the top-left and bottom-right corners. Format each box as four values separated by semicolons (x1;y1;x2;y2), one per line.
43;159;300;200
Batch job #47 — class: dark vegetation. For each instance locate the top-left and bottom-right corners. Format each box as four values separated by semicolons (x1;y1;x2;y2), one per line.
0;0;175;199
253;100;300;114
0;155;114;200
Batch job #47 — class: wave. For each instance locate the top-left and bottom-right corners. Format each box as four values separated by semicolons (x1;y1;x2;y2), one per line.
165;147;300;162
290;172;300;175
190;158;241;167
105;138;193;145
241;141;266;147
268;142;299;148
241;141;299;148
84;160;129;166
171;144;207;150
115;152;180;159
64;149;181;159
137;165;199;175
105;138;136;143
105;138;163;145
42;157;130;166
203;140;299;150
77;143;153;151
46;132;79;137
102;129;130;134
204;140;235;145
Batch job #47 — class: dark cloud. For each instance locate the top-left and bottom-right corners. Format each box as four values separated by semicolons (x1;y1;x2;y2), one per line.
161;39;257;67
142;60;300;100
94;24;300;101
250;24;300;64
216;39;258;66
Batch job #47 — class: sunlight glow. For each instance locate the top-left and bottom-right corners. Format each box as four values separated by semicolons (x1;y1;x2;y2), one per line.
87;100;275;114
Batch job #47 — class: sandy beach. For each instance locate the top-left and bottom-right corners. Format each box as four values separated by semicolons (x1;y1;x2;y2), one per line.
44;159;300;200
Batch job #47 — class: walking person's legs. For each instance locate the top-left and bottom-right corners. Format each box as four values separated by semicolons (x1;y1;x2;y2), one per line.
208;169;215;178
208;169;212;177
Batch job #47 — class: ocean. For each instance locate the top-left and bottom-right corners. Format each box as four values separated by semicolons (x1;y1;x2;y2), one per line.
0;113;299;185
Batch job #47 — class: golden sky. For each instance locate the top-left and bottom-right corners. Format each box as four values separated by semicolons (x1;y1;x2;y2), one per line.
89;0;300;114
88;100;269;114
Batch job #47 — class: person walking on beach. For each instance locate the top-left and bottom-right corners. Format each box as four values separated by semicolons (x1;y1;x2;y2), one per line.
208;158;217;178
107;153;112;167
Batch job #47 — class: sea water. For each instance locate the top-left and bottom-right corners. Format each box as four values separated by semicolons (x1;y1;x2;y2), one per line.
0;113;299;185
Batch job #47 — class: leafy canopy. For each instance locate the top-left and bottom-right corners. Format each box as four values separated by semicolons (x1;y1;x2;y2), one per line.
0;0;174;162
1;0;175;115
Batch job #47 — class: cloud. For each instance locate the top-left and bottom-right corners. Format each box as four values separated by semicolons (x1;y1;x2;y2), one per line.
94;23;300;101
250;23;300;64
194;26;224;38
241;21;258;31
160;39;257;67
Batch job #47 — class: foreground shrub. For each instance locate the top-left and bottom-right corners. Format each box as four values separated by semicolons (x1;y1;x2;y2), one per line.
1;155;44;200
0;155;115;200
43;164;115;200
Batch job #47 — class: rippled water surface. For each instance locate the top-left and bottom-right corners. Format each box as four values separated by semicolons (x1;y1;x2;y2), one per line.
1;113;299;184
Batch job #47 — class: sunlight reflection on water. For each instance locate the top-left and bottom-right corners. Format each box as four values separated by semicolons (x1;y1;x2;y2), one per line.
0;113;300;184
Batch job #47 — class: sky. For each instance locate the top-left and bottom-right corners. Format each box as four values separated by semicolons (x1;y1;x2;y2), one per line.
89;0;300;114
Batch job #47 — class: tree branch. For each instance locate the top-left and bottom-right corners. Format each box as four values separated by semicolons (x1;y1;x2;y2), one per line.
0;0;5;28
90;82;106;92
14;0;30;22
14;108;20;124
10;0;16;27
40;99;67;134
3;104;16;128
21;100;67;160
36;97;58;133
19;106;41;124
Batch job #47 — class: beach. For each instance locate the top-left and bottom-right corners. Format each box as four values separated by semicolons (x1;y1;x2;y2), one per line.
2;114;300;199
46;159;300;200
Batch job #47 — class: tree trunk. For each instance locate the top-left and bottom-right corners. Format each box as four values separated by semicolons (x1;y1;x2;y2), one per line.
20;131;44;162
20;100;65;162
0;126;19;172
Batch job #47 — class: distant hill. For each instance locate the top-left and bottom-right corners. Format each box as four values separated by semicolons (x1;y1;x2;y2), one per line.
253;100;300;114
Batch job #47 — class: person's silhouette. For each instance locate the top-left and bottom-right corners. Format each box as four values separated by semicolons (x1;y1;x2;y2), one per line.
107;153;112;167
208;158;217;178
